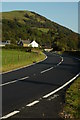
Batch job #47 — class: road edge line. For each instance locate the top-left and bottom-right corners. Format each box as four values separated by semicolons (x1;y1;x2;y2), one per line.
43;72;80;98
0;111;20;119
1;53;47;75
26;100;39;107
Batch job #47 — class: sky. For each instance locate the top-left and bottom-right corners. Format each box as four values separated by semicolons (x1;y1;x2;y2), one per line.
1;0;79;2
1;2;78;33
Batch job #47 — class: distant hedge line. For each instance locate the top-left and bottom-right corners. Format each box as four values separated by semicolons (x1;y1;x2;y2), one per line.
64;51;80;58
2;44;32;52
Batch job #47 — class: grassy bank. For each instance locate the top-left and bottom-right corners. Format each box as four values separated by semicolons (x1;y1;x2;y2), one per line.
62;77;80;119
2;49;45;72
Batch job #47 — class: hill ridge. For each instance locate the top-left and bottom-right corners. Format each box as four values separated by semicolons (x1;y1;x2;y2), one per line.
2;10;80;51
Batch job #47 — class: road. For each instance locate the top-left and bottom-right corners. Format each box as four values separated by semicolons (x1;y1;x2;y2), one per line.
1;52;80;119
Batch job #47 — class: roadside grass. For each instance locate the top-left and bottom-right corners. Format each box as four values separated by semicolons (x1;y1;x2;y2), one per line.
62;77;80;119
2;49;45;72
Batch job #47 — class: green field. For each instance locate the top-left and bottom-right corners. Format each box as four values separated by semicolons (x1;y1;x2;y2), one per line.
2;49;45;72
61;77;80;119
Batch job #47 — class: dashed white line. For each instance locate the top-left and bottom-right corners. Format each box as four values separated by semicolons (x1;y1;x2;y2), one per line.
0;111;20;119
41;67;53;74
19;76;29;81
26;100;39;107
75;57;80;61
43;72;80;98
41;56;63;74
0;54;79;119
0;76;29;87
1;72;80;119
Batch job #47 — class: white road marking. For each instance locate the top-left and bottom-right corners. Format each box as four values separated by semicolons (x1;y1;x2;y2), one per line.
0;54;79;119
0;76;29;87
0;53;47;75
41;67;53;74
26;100;39;107
0;111;20;119
43;72;80;98
47;94;59;101
19;76;29;81
75;57;80;61
41;56;63;74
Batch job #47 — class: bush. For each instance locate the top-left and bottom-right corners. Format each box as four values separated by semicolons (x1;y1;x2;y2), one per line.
3;44;32;52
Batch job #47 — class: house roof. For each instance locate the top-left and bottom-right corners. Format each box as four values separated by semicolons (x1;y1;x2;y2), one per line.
29;40;39;47
22;40;31;44
30;40;38;44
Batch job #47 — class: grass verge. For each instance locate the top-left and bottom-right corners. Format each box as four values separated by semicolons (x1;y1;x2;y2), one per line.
61;77;80;119
1;49;46;72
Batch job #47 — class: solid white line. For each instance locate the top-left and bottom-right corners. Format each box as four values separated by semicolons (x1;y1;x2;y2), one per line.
0;53;47;75
26;100;39;107
0;76;29;87
43;72;80;98
1;111;20;119
41;67;53;74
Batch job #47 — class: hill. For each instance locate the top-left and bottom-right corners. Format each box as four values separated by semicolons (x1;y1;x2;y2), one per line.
2;10;80;51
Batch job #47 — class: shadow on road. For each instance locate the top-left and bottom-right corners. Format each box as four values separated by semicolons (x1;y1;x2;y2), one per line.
20;78;61;87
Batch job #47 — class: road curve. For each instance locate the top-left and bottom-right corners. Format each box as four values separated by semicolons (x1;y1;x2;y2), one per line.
1;52;80;118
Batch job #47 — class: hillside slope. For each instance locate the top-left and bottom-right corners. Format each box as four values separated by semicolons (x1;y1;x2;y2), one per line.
2;10;80;50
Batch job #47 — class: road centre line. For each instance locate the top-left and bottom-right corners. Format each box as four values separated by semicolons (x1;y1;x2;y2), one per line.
41;56;63;74
41;67;53;74
0;111;20;119
43;72;80;98
1;72;80;119
0;53;47;75
1;101;40;119
0;72;80;119
1;54;80;119
0;56;63;86
0;76;29;87
0;55;62;86
26;100;39;107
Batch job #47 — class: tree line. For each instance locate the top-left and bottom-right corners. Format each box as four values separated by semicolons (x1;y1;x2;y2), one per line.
2;16;80;51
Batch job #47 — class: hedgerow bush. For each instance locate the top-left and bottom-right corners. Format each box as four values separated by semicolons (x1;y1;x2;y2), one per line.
3;44;32;52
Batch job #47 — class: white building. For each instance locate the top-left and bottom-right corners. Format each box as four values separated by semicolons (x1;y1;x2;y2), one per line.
0;41;10;47
28;40;39;48
0;41;6;47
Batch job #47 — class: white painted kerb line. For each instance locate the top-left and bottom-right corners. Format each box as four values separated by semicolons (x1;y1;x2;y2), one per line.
26;100;39;107
43;72;80;98
1;111;20;119
0;76;29;87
